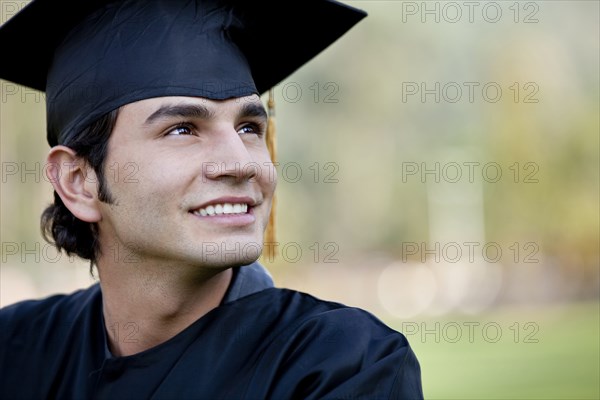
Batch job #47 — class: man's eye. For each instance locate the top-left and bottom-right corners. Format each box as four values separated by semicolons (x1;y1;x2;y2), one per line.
238;123;264;136
167;124;194;136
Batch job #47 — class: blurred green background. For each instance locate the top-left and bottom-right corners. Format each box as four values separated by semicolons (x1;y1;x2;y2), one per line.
1;1;598;399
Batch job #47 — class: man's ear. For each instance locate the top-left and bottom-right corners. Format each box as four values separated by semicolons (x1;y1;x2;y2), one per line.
46;146;102;223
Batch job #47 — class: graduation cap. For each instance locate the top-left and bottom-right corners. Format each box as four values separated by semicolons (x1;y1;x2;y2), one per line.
0;0;367;256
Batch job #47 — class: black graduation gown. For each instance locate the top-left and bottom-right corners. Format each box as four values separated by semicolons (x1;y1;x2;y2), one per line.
0;265;423;399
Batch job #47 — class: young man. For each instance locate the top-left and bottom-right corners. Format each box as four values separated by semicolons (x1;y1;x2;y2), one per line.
0;0;423;398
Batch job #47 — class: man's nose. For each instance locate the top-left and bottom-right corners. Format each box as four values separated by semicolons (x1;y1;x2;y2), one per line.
202;129;258;182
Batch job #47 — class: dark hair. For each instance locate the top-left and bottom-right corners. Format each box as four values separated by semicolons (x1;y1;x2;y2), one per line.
41;109;119;270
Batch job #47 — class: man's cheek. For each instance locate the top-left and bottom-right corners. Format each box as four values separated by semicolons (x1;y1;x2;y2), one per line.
253;161;277;188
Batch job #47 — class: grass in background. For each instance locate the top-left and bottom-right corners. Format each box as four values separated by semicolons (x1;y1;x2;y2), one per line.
388;301;599;399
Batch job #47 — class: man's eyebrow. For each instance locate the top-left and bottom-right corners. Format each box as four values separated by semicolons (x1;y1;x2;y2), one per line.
238;102;268;120
144;103;215;125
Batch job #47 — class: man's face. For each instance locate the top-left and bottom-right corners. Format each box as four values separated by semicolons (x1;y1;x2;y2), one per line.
95;95;276;269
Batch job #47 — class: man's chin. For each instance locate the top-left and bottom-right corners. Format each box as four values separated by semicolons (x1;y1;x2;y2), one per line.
195;239;264;268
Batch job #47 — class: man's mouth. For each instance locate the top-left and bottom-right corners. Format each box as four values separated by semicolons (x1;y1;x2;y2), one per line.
191;203;250;217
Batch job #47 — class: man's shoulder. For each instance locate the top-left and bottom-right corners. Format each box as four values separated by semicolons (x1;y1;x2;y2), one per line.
254;287;410;348
0;284;101;339
258;287;403;333
235;288;423;399
0;285;103;397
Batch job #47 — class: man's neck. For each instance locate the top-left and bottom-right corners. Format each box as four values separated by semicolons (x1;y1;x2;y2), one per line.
98;261;232;357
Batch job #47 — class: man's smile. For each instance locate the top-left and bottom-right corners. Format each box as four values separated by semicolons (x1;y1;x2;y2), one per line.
193;203;249;217
188;196;258;225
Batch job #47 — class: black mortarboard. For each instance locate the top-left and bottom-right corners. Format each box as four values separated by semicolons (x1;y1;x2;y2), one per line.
0;0;366;146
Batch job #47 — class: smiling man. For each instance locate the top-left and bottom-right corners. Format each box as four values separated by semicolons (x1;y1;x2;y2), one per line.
0;0;423;399
55;95;277;358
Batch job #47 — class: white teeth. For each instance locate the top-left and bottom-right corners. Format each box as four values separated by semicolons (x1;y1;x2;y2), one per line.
193;203;249;216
